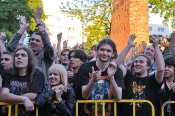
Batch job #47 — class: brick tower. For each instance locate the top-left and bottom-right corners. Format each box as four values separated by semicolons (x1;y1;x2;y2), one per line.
110;0;149;53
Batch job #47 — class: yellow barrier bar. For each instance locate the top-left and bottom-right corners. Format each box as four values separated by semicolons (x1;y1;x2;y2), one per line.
76;99;155;116
15;104;18;116
8;104;12;116
95;102;97;116
0;99;156;116
114;101;116;116
133;102;136;116
120;99;155;116
102;102;105;116
36;106;38;116
161;101;175;116
0;102;12;116
76;101;78;116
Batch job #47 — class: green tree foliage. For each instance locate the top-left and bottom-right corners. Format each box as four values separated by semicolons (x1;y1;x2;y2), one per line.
149;0;175;29
0;0;46;44
0;0;31;33
60;0;174;53
60;0;112;53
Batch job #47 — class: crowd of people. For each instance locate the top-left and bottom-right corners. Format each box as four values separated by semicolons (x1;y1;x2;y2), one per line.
0;6;175;116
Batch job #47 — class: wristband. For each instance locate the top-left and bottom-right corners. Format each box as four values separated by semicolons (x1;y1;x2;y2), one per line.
22;97;28;102
35;22;43;27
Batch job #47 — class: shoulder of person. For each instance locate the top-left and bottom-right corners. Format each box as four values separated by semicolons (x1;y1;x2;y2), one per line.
35;67;43;72
114;66;123;75
80;61;95;68
34;67;44;76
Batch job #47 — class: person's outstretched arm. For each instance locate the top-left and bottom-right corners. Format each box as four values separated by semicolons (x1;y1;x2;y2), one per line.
0;32;7;54
34;6;54;63
151;35;165;84
54;32;62;64
116;34;136;77
7;16;28;51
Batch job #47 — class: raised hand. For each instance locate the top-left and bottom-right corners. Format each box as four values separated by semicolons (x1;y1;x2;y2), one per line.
128;34;136;47
20;16;26;25
142;41;147;49
150;35;159;47
81;42;85;49
63;40;68;49
52;84;65;101
0;32;6;41
107;62;117;78
90;66;101;82
57;32;62;41
34;6;42;20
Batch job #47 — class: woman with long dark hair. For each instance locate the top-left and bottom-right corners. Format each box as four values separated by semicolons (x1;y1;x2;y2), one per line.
0;46;45;115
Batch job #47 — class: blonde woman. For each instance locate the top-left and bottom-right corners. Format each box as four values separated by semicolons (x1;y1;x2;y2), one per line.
35;64;76;116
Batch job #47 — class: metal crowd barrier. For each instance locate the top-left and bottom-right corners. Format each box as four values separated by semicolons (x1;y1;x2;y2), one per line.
1;99;168;116
0;101;38;116
161;101;175;116
76;99;155;116
0;102;12;116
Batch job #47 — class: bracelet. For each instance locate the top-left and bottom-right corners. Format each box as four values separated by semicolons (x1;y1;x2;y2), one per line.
22;97;28;102
35;22;43;27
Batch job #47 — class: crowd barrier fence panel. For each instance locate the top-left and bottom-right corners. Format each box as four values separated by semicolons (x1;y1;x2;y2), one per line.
76;99;155;116
0;102;12;116
161;101;175;116
0;99;160;116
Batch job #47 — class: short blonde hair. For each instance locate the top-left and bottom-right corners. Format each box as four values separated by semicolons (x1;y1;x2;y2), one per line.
48;64;68;91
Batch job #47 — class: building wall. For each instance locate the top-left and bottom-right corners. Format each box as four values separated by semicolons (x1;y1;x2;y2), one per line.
111;0;149;53
149;24;169;37
43;0;83;49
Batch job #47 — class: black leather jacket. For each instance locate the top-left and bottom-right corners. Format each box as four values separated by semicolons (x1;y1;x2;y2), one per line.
35;85;76;116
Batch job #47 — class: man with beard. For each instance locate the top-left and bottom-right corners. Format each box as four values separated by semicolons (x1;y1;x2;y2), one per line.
116;34;164;116
77;38;125;116
158;54;175;116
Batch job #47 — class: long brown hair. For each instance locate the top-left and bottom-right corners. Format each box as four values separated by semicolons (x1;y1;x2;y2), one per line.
12;46;36;93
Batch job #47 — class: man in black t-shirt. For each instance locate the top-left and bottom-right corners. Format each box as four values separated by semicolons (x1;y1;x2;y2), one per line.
68;49;87;88
0;51;14;88
77;38;125;115
0;47;45;115
68;49;87;116
158;54;175;116
116;34;165;116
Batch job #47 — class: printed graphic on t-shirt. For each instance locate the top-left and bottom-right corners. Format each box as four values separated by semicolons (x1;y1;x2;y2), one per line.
10;80;27;95
84;74;111;115
129;81;146;108
92;80;110;100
